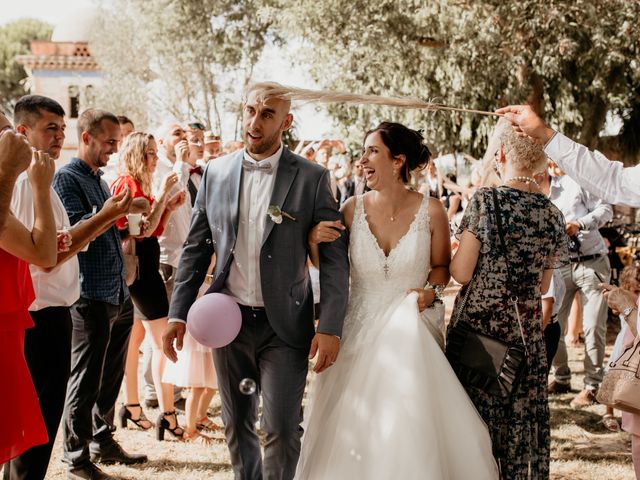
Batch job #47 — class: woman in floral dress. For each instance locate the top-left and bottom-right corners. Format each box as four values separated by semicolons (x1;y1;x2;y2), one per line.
449;119;569;479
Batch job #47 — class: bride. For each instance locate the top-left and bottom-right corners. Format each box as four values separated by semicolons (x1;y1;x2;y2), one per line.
296;122;498;479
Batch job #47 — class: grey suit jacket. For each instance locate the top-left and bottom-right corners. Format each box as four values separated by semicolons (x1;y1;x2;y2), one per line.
168;148;350;349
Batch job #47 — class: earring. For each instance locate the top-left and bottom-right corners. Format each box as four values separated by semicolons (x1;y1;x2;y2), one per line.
493;160;501;179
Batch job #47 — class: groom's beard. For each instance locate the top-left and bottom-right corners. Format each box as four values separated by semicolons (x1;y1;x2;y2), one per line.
245;129;281;156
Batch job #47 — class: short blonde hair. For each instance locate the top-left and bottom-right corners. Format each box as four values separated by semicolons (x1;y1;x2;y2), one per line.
119;132;154;196
242;82;291;111
490;118;547;174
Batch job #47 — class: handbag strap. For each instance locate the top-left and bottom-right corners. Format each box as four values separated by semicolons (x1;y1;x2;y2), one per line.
491;188;528;353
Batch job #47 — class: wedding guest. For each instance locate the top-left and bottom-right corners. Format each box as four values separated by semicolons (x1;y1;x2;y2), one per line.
54;109;147;480
0;112;54;467
203;131;222;162
600;264;640;433
5;95;135;480
162;330;221;444
541;269;566;372
141;121;192;408
546;164;612;405
448;118;568;479
498;103;640;480
101;115;135;187
112;132;187;440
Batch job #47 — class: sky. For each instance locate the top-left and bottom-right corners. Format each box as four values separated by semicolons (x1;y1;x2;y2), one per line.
0;0;334;140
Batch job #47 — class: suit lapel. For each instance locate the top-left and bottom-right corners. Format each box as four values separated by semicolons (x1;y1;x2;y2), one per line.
262;149;298;246
227;151;243;238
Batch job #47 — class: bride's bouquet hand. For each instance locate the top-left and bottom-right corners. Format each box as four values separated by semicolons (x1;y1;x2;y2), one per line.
406;288;436;312
308;220;345;246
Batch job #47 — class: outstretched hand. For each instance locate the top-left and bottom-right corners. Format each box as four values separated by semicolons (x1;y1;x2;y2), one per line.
495;105;556;145
309;333;340;373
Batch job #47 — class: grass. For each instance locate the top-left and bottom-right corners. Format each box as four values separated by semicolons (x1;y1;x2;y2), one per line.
40;289;634;479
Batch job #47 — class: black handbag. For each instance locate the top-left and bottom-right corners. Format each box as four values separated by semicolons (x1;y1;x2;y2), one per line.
446;189;528;398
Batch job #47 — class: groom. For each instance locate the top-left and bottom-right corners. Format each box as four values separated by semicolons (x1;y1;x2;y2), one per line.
163;82;349;479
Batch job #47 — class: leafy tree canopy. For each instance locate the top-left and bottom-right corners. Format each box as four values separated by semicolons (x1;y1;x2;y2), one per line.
0;18;53;116
269;0;640;162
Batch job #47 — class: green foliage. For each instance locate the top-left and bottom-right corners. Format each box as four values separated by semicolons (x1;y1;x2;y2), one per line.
0;19;53;116
91;0;278;133
271;0;640;161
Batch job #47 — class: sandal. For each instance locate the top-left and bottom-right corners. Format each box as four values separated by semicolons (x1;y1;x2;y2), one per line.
156;411;184;441
602;413;620;432
118;403;152;430
183;430;214;445
196;416;224;433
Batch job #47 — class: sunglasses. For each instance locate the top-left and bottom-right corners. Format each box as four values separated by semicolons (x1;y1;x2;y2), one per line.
188;122;205;130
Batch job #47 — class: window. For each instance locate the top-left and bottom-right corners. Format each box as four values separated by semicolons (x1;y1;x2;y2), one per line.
69;85;80;119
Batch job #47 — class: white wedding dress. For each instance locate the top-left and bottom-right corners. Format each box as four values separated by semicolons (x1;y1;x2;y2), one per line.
296;195;498;480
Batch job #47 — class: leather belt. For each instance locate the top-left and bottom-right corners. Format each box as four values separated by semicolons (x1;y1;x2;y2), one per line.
239;304;266;312
570;253;603;264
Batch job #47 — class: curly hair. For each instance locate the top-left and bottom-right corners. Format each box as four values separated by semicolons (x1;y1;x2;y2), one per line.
620;263;640;293
492;118;547;174
118;132;154;196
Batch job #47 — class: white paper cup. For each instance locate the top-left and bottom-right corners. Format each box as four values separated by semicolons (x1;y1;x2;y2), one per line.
127;213;143;235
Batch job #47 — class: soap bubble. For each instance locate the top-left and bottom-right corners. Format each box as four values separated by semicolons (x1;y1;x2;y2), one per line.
239;378;257;395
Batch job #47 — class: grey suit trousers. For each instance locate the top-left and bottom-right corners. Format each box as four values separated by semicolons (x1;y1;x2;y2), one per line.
213;306;309;480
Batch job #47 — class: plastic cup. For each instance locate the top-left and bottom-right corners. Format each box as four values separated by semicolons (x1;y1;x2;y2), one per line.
127;213;143;235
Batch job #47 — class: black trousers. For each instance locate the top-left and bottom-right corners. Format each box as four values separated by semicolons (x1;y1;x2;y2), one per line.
62;296;133;468
213;307;309;480
3;307;72;480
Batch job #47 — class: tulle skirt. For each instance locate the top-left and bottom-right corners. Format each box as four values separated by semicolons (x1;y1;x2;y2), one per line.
163;331;217;389
296;292;498;480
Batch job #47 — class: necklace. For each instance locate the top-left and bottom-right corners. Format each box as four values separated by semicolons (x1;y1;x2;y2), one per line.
504;176;539;186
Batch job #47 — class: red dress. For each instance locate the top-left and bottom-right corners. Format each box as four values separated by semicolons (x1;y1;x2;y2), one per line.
0;248;47;463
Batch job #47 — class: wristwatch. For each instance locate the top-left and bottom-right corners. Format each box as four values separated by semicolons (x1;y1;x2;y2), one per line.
621;305;637;320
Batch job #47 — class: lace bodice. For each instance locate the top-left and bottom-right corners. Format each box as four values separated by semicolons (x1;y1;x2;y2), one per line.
341;194;431;352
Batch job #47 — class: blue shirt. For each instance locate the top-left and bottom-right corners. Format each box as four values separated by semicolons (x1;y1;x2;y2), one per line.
53;157;128;305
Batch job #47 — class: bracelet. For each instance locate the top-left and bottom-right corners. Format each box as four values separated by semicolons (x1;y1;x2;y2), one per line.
425;282;445;304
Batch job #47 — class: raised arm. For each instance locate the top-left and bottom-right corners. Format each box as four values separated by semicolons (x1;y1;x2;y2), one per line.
0;151;57;267
498;104;640;208
0;123;32;235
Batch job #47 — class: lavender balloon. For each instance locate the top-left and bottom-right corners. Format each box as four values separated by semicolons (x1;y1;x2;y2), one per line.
187;293;242;348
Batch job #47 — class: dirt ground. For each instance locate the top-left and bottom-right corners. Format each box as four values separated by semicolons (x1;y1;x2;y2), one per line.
40;287;635;479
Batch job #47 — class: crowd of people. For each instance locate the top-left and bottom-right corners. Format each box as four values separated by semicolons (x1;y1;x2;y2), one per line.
0;85;639;480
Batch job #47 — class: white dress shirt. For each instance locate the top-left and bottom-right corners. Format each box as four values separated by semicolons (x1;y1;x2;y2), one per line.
153;152;193;268
548;175;612;257
542;269;566;317
11;172;80;310
223;144;283;306
545;132;640;208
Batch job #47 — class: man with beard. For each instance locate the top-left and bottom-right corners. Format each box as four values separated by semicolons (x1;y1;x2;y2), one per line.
5;96;141;480
163;83;349;479
54;109;147;480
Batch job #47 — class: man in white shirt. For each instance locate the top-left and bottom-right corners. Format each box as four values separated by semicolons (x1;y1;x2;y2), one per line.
163;83;349;479
5;96;136;480
153;122;193;294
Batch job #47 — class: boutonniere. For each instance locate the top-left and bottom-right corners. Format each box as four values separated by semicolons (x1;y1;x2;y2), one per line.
267;205;296;224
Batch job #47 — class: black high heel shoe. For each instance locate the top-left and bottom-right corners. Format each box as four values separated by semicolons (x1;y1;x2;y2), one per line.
156;411;184;441
118;403;152;430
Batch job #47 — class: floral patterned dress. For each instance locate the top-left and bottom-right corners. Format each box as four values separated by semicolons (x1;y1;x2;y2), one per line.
447;186;569;480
